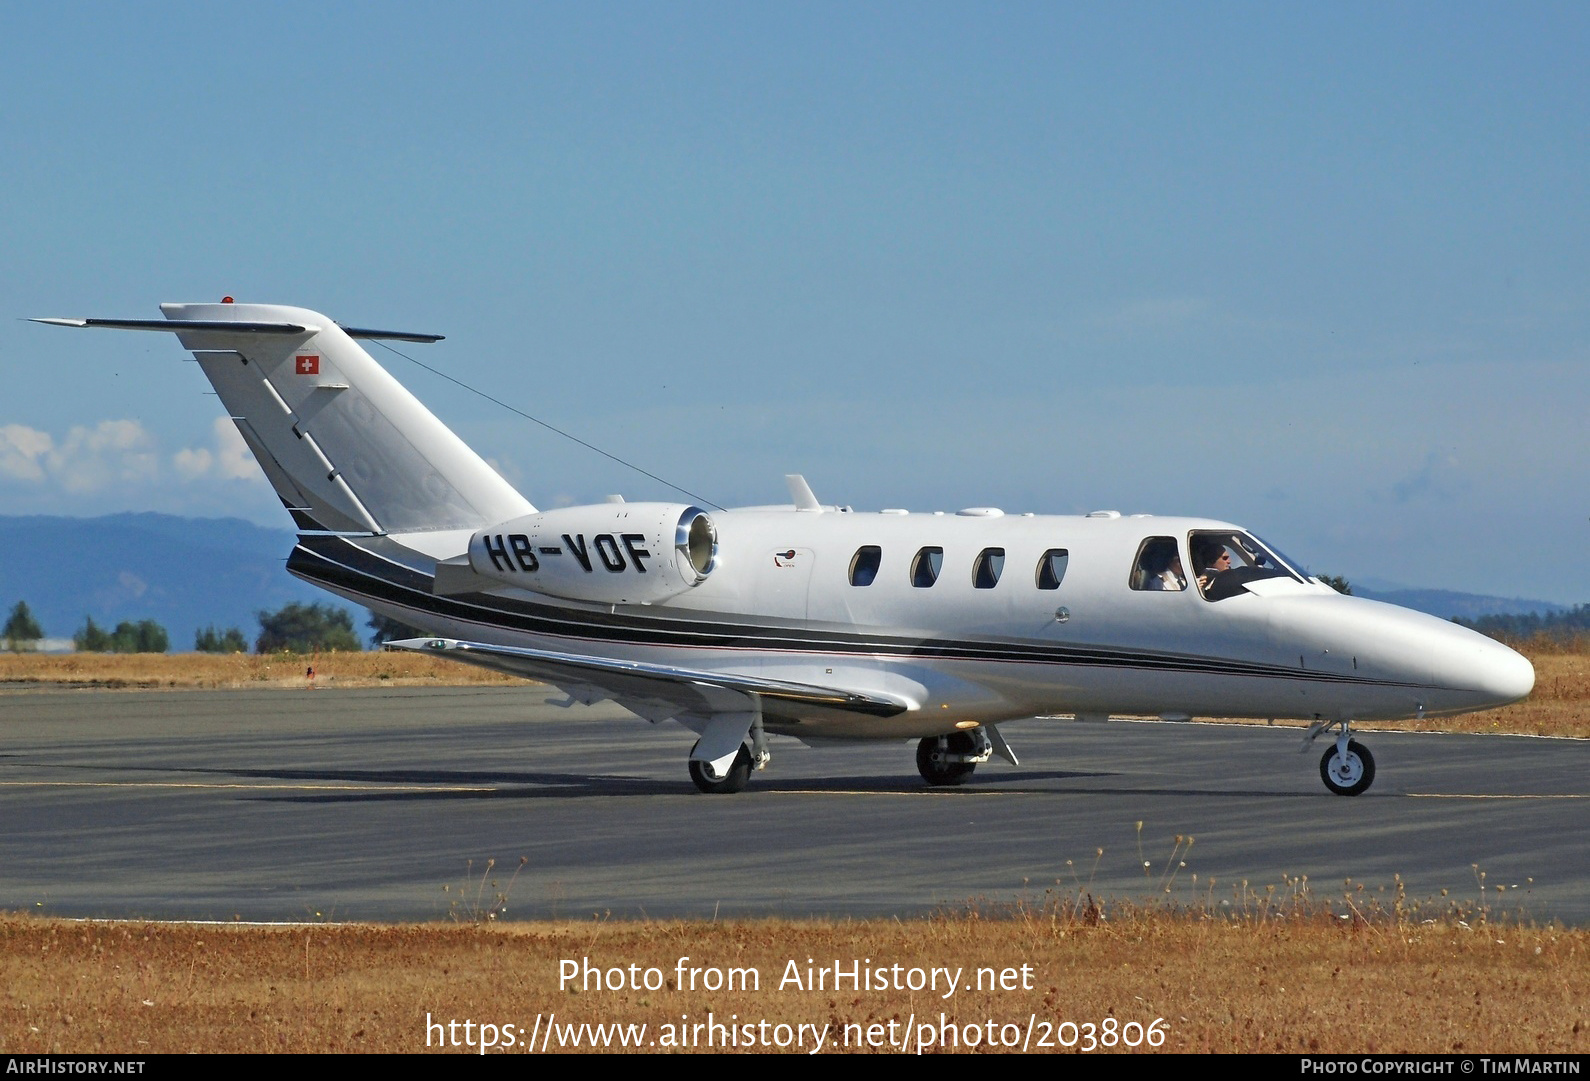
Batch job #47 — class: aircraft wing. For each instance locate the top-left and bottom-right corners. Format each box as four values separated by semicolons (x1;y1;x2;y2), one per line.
384;637;911;725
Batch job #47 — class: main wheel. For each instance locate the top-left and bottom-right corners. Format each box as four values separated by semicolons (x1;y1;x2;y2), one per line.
916;733;977;786
689;742;753;794
1319;739;1376;796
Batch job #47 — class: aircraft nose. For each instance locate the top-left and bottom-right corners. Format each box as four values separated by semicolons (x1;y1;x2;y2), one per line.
1425;625;1535;709
1331;598;1537;714
1471;639;1535;705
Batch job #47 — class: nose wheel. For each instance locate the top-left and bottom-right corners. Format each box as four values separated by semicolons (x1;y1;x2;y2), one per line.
1319;738;1375;796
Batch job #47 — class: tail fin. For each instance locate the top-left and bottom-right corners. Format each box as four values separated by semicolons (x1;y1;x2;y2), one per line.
45;302;534;534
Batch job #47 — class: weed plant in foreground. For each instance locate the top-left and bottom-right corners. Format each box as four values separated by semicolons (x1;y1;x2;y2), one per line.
2;892;1585;1055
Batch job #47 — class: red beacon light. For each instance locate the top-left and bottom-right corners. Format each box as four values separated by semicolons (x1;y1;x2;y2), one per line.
221;296;234;304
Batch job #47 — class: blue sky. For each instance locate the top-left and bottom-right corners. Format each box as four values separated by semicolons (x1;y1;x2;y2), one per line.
2;3;1585;602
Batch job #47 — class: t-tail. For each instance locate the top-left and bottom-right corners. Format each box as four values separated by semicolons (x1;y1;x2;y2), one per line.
35;302;533;534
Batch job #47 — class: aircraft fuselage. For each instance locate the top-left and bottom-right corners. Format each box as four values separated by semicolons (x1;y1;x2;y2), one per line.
299;505;1534;742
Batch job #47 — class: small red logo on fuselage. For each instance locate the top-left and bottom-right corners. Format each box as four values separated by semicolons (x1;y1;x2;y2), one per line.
295;355;320;375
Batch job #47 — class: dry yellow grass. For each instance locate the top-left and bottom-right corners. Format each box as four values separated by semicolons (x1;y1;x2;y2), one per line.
1;909;1585;1054
3;643;1583;737
0;649;517;691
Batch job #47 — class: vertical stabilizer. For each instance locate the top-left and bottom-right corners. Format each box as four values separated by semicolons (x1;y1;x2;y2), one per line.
161;303;534;533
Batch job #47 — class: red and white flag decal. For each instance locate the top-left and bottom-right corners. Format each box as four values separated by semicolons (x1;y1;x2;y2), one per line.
295;355;320;375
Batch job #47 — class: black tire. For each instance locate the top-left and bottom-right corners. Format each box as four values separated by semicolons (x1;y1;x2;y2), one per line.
1319;739;1376;796
916;733;977;786
689;742;753;794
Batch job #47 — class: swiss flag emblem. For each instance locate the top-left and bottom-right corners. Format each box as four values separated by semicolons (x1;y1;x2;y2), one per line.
295;354;320;375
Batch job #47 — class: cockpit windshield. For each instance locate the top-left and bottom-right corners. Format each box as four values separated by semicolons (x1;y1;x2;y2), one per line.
1188;531;1305;601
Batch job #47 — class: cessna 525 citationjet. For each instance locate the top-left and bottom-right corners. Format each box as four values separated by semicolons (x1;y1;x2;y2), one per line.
37;301;1535;796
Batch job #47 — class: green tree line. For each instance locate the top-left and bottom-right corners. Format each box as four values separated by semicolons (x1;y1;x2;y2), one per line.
1455;604;1590;644
4;599;408;654
75;617;169;653
3;601;44;651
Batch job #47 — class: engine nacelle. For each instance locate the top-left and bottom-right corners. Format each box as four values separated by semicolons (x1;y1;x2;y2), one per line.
466;503;718;605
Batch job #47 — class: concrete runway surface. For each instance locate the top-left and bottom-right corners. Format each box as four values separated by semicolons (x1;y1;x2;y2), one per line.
1;685;1586;924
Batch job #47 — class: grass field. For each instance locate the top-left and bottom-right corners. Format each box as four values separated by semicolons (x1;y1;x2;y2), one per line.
2;904;1586;1054
2;641;1584;737
0;648;518;691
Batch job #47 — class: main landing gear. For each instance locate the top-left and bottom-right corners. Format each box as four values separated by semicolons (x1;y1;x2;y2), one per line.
686;710;770;794
916;730;994;786
688;742;754;794
1306;720;1377;796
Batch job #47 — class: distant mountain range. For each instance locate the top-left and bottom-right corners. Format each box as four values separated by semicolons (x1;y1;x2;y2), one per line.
1351;587;1566;621
0;513;1570;651
0;513;335;652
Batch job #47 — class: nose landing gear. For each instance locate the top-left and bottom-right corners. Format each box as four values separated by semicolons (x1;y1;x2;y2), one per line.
1305;720;1377;796
1320;738;1376;796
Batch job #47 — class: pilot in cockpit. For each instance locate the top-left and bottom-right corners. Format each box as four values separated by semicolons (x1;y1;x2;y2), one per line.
1138;539;1186;591
1195;540;1232;595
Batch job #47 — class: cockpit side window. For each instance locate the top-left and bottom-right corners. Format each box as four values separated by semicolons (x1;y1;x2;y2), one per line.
1189;530;1303;601
1131;536;1185;592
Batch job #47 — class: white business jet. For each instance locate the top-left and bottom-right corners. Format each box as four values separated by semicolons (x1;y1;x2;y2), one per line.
36;302;1535;796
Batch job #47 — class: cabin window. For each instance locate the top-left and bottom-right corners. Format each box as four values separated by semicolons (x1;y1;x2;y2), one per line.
973;548;1005;589
849;546;882;587
1131;537;1185;592
1189;531;1303;601
1035;549;1069;590
910;547;943;587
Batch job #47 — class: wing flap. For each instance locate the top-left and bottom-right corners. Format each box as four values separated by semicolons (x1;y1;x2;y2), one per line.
384;637;911;721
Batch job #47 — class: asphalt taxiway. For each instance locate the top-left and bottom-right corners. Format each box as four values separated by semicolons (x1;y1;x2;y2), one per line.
1;685;1586;923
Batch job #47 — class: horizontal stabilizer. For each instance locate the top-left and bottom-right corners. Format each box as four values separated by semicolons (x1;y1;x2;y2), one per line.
32;317;311;334
385;637;911;719
32;317;443;342
337;325;445;343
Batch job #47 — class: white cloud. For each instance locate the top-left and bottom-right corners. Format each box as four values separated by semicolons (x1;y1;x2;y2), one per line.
1389;451;1470;504
0;417;264;493
43;420;159;493
213;419;258;480
0;424;52;482
172;417;261;483
172;444;212;481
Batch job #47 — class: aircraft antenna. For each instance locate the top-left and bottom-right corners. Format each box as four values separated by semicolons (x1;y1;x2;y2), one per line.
370;339;725;511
